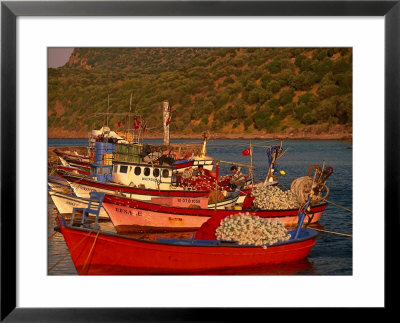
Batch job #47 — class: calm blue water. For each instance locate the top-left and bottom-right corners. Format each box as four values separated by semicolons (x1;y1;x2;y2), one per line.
48;138;352;275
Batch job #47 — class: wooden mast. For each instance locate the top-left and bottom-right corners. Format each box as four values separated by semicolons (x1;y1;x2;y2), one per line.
250;140;254;184
163;101;170;146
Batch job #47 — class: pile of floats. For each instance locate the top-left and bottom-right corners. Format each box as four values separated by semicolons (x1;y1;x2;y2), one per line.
49;126;333;275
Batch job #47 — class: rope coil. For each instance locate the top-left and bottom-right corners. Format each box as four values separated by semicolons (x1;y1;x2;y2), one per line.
291;176;330;204
290;164;333;204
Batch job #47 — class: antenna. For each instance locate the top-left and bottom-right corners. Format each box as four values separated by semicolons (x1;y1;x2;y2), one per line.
249;140;254;184
106;67;111;128
106;93;110;127
127;92;133;141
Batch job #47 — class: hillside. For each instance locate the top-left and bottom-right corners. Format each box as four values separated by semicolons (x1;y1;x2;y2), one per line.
48;48;352;139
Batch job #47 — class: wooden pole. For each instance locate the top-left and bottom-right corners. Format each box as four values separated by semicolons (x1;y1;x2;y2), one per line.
129;92;132;143
217;160;255;169
163;101;170;146
214;161;219;211
106;93;109;127
250;140;254;184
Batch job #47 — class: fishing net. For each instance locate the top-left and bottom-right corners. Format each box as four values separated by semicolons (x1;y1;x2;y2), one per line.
215;213;291;247
251;186;300;210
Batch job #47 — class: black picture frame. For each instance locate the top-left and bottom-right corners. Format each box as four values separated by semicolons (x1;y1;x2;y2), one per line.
1;1;397;321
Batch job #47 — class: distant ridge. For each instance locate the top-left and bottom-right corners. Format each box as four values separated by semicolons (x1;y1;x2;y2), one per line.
48;48;352;138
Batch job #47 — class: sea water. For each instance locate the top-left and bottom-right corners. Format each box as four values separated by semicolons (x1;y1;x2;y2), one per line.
48;139;352;275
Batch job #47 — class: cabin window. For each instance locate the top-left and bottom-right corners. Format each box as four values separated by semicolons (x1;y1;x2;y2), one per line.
120;165;128;174
144;167;150;176
134;166;141;175
113;165;118;173
162;169;169;178
153;168;160;177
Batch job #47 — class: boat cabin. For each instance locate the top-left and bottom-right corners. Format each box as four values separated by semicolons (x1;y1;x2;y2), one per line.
112;161;178;190
88;132;214;190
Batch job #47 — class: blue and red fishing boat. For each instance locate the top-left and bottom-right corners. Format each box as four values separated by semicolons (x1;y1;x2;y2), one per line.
56;194;318;275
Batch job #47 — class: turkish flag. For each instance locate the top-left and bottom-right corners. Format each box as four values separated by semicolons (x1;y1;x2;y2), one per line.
117;122;122;127
133;118;141;129
242;148;251;156
166;115;171;126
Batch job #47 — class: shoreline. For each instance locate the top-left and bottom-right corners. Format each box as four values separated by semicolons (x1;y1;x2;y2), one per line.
48;133;352;141
48;124;352;142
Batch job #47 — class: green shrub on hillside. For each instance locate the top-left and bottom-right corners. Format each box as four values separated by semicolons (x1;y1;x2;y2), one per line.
266;59;282;74
279;88;295;106
266;80;281;93
48;47;352;134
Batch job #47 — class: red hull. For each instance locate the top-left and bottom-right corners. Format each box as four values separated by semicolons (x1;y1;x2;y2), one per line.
173;159;214;169
53;165;90;175
58;217;317;275
102;194;327;232
59;172;212;198
173;160;194;169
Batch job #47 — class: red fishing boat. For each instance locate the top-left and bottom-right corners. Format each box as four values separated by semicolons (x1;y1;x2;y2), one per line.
54;149;91;171
102;194;327;232
56;215;318;275
56;148;213;173
57;171;213;200
53;134;284;206
53;165;90;176
54;149;89;162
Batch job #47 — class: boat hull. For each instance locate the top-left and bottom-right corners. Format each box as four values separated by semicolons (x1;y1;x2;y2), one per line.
55;151;90;170
174;159;214;171
150;194;239;210
102;195;327;232
61;158;90;171
54;149;89;161
103;201;209;232
60;173;211;200
53;165;90;175
58;216;317;275
48;176;73;193
49;190;109;219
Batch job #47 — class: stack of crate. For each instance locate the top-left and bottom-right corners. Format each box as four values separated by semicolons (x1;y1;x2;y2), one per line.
114;143;142;163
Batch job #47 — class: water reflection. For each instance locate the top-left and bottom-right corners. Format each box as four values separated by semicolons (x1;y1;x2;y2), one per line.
180;258;314;276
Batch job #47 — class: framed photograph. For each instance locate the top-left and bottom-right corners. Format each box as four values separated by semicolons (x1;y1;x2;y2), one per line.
1;0;397;320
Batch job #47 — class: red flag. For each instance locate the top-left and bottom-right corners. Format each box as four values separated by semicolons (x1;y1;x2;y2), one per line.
125;114;129;119
166;115;171;126
242;148;251;156
117;122;122;127
141;123;147;132
133;118;141;130
168;104;172;111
